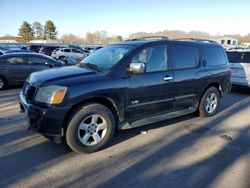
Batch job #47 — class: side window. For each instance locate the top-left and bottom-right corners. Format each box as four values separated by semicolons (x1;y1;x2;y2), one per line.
27;56;46;65
4;57;24;64
131;45;168;73
172;44;197;69
64;49;72;53
206;47;227;66
72;49;81;53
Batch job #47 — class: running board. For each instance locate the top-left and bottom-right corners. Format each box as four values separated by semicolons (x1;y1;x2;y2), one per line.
118;107;196;130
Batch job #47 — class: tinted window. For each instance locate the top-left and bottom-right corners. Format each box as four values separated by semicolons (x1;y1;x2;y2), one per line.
63;49;71;52
4;56;24;64
72;49;81;53
172;45;197;69
27;56;46;65
132;45;168;72
227;52;250;63
206;47;227;66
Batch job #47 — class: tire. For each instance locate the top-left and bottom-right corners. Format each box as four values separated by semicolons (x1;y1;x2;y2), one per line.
0;77;7;90
59;56;65;60
66;103;115;154
198;87;220;117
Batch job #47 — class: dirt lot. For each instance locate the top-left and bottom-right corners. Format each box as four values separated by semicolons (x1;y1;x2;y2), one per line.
0;87;250;188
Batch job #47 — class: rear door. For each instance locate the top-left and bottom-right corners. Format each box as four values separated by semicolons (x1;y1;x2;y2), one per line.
72;49;83;61
171;43;200;110
127;44;174;120
64;48;73;58
3;56;31;83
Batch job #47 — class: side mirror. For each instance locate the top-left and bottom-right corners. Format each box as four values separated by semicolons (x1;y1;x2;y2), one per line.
128;62;146;74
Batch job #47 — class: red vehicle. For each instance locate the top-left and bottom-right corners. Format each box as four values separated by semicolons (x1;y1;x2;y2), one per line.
39;46;61;56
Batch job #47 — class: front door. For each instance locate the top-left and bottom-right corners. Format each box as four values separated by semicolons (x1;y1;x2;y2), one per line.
127;44;174;120
3;56;31;84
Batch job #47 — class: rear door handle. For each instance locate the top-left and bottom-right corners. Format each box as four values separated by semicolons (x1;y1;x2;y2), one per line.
163;76;173;81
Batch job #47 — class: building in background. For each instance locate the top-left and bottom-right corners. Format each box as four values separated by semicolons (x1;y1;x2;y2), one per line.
215;37;238;49
0;35;17;43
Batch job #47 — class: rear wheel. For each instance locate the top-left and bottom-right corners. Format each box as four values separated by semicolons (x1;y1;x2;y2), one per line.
0;77;7;90
66;103;115;154
198;87;220;117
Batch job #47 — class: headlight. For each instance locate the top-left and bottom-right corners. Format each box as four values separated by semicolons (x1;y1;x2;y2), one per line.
35;85;67;104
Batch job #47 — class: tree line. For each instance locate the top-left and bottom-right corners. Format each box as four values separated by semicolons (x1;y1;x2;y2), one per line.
17;20;57;42
16;20;250;44
129;30;250;43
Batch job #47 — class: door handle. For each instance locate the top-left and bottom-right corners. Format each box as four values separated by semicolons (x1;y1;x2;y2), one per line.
163;76;173;81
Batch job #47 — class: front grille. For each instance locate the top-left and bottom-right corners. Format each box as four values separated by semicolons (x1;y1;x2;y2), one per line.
22;82;36;101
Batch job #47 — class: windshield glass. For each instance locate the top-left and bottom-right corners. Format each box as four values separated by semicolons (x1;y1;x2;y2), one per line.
80;45;133;71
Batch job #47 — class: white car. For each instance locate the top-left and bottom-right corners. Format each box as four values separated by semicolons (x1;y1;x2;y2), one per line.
51;48;84;61
227;50;250;87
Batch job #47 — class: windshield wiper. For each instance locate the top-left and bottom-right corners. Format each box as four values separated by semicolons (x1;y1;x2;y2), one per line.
77;63;101;72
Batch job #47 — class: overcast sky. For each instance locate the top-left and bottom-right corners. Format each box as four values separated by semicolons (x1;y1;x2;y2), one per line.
0;0;249;37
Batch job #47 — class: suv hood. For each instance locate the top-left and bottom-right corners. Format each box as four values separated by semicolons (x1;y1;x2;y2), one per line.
28;66;98;85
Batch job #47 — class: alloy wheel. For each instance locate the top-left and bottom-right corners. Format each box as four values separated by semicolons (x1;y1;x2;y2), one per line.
78;114;108;146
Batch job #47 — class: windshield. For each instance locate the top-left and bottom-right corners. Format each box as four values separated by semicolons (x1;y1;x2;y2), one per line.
80;45;133;71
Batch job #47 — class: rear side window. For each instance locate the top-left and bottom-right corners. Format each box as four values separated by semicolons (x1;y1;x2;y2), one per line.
72;49;81;53
4;57;24;64
205;47;227;66
172;44;198;69
227;52;250;63
27;56;46;65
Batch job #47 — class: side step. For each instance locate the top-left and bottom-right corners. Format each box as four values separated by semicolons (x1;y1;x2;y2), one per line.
118;107;196;130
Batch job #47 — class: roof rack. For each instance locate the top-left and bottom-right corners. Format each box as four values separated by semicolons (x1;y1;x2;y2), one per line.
174;38;217;44
126;36;169;41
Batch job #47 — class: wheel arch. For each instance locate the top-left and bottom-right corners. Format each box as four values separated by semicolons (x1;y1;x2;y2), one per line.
202;82;222;98
64;97;119;131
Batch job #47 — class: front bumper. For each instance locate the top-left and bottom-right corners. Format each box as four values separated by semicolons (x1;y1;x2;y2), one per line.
19;92;71;143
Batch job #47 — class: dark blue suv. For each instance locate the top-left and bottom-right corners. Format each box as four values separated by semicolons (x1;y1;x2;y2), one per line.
20;38;231;154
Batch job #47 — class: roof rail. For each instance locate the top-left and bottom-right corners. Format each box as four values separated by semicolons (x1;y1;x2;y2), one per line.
174;38;217;44
126;36;169;41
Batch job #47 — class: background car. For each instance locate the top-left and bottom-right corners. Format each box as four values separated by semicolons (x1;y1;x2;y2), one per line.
51;48;84;61
4;49;30;54
27;44;44;53
0;53;63;89
227;50;250;87
39;46;61;56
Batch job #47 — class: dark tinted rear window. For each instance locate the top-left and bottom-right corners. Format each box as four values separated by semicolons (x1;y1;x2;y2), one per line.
205;47;227;66
172;44;198;69
227;52;250;63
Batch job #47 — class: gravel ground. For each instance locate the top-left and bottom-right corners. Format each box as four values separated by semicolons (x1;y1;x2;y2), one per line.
0;87;249;188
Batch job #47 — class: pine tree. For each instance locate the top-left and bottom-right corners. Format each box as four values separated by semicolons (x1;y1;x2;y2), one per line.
44;20;57;40
18;21;34;42
32;22;44;39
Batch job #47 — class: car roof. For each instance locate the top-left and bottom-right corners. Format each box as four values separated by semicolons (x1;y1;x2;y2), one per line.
0;52;54;59
113;39;221;48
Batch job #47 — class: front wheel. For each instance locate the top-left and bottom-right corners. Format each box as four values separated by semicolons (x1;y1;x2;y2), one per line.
0;77;7;90
66;103;115;154
198;87;220;117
